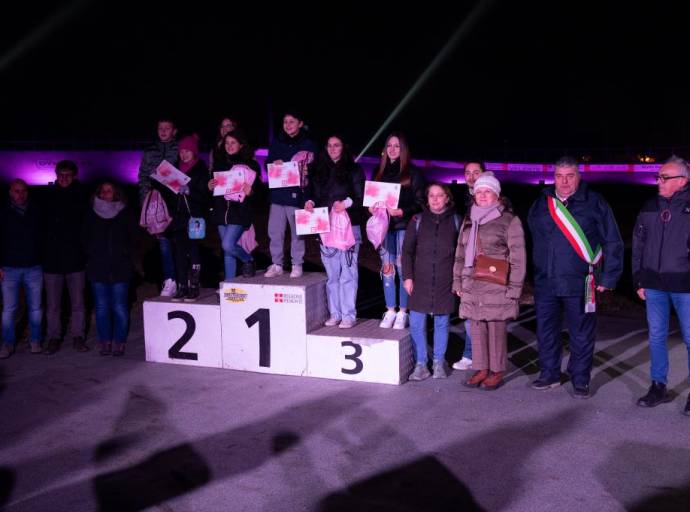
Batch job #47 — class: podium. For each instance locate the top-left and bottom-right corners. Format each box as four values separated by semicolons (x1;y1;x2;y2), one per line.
307;320;414;385
144;290;223;368
143;272;414;385
219;273;328;376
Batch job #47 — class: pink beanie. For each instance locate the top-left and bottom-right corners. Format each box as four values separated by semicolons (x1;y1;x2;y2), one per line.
179;134;200;156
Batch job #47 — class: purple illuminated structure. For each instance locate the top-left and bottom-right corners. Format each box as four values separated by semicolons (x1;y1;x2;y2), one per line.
0;149;660;186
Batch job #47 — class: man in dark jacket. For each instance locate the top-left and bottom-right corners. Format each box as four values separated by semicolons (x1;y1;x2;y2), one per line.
0;180;43;359
527;157;623;398
632;155;690;415
42;161;89;354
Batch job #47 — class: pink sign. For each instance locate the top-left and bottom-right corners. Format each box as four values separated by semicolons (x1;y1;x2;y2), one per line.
214;165;257;202
363;180;401;209
151;160;190;193
268;161;301;189
295;207;330;235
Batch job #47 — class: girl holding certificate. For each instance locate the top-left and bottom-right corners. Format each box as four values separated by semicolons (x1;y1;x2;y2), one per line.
304;135;365;329
208;130;261;279
370;132;426;329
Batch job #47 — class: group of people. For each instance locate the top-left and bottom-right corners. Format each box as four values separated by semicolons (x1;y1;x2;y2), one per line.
2;112;689;417
0;163;135;358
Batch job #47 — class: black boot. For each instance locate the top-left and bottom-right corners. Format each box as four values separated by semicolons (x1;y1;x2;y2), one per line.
637;381;673;407
172;284;188;302
184;264;201;302
241;260;256;278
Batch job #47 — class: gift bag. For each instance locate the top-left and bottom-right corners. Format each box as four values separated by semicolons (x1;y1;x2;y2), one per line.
320;210;355;250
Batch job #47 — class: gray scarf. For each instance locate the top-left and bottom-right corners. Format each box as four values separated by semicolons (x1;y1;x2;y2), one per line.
93;197;125;219
464;203;502;267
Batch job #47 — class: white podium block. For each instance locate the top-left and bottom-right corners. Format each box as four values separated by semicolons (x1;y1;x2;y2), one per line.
144;290;223;368
306;319;415;385
220;272;328;376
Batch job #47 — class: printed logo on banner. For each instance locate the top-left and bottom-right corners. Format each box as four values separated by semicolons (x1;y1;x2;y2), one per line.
274;293;303;304
224;287;248;303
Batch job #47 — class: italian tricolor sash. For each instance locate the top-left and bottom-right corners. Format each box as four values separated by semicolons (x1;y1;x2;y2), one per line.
547;196;603;312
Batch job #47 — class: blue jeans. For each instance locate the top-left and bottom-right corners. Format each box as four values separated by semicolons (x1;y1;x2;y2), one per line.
320;226;361;322
409;311;449;364
1;266;43;346
91;282;130;343
535;294;596;387
159;236;175;281
380;229;408;309
463;319;473;359
218;224;252;280
645;289;690;385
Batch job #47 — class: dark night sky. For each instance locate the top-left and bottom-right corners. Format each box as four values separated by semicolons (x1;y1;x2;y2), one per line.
2;1;690;161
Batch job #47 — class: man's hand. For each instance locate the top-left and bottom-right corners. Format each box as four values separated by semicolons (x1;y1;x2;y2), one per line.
637;288;646;301
596;285;610;293
403;279;414;295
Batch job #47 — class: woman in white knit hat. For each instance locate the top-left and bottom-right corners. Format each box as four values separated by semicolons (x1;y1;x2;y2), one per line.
452;174;526;390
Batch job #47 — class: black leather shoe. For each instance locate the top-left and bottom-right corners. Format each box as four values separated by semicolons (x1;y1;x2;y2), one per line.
636;381;672;408
531;376;561;390
73;336;89;352
573;384;591;399
44;338;61;355
171;285;188;302
241;260;256;278
684;395;690;417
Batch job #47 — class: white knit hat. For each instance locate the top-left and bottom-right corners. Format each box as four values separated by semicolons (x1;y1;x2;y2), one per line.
473;174;501;196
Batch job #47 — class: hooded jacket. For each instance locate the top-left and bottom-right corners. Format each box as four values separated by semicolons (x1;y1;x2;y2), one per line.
632;185;690;292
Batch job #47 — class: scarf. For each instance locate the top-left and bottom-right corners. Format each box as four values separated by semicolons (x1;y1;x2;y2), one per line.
180;158;198;173
464;203;502;267
93;197;125;219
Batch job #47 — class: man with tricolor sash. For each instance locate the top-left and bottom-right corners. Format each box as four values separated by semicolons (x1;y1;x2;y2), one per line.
527;157;624;398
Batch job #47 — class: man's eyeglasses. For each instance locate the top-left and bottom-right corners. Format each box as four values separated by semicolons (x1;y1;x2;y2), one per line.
655;174;686;183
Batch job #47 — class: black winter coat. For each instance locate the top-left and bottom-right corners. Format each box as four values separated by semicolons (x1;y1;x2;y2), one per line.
266;129;318;207
527;182;624;296
210;155;261;228
0;202;42;268
156;160;210;234
401;206;460;315
632;185;690;292
374;160;426;231
82;205;137;283
305;158;366;226
41;181;88;274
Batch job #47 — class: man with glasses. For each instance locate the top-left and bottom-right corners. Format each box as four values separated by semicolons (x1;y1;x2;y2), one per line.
527;157;624;398
633;155;690;416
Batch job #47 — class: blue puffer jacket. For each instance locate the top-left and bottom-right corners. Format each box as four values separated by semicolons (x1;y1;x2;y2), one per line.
527;182;624;296
266;129;318;207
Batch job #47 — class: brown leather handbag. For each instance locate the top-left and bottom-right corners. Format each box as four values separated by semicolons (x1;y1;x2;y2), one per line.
473;254;509;285
472;232;509;286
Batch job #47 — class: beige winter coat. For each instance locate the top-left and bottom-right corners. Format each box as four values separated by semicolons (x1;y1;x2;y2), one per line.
452;208;526;321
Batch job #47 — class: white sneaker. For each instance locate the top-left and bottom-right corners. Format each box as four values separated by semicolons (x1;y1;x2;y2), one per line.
452;357;473;371
393;311;409;330
324;316;340;327
339;318;356;329
160;279;177;297
379;310;397;329
290;265;303;278
264;264;284;278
